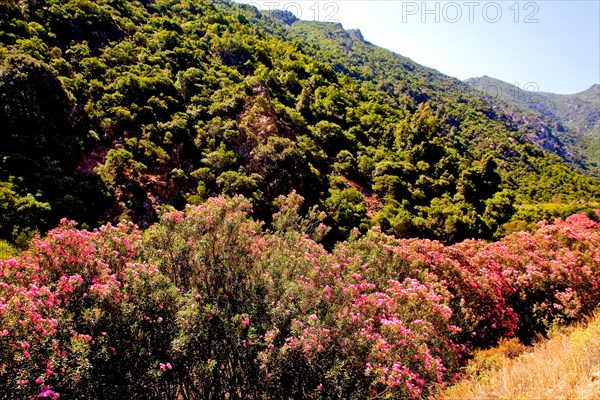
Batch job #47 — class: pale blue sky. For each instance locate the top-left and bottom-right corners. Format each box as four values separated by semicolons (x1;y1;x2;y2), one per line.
237;1;600;95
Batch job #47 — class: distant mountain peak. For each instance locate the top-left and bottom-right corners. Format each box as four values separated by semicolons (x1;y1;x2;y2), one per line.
584;83;599;93
466;75;600;176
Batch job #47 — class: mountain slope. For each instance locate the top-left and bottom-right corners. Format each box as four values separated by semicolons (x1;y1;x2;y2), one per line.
466;76;600;177
0;0;598;246
245;8;600;231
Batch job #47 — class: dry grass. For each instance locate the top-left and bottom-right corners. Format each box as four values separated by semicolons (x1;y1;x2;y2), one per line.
436;312;600;400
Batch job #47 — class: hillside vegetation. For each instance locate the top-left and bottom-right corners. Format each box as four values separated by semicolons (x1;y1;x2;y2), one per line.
0;194;599;399
0;0;598;247
2;0;600;397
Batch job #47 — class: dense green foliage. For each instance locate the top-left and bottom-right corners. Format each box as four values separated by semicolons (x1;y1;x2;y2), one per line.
0;0;598;244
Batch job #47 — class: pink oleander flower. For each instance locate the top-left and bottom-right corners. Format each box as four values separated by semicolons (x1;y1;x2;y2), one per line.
159;362;172;372
37;385;60;399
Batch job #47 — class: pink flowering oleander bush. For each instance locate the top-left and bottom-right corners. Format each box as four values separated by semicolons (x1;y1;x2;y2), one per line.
0;220;179;399
144;196;272;398
452;212;600;342
335;230;518;348
1;195;599;399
